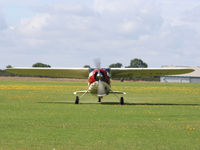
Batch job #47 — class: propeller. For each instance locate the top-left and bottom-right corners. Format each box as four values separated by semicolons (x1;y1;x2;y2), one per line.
94;58;101;69
94;58;106;96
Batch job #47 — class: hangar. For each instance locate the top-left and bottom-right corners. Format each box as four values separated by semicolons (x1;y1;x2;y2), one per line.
160;66;200;83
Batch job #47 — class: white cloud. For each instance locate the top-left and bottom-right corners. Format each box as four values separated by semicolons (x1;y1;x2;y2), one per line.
17;13;50;36
0;9;7;30
0;0;200;68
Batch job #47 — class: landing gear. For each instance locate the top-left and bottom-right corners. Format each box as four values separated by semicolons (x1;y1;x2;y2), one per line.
120;97;124;105
98;97;101;102
75;96;79;104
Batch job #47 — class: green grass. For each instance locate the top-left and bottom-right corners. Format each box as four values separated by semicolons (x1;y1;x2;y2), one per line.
0;80;200;150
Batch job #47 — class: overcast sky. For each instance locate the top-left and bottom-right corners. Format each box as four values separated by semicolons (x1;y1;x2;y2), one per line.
0;0;200;68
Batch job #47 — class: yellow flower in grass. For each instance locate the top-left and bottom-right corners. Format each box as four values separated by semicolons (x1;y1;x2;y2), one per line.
185;125;195;131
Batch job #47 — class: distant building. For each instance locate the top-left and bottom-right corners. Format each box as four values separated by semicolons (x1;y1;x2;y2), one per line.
160;66;200;83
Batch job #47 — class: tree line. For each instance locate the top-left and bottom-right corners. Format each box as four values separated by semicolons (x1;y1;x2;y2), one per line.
4;59;147;69
0;62;51;77
83;58;148;68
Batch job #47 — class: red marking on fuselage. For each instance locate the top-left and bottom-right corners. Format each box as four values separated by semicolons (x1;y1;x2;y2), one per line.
88;69;110;86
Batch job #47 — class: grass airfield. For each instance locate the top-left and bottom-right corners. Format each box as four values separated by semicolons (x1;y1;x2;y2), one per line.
0;79;200;150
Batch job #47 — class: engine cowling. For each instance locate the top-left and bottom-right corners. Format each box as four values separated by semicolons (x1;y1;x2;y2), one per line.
88;69;110;86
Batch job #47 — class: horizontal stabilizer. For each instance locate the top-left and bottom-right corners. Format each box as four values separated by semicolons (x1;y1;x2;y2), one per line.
73;91;89;95
109;91;126;95
97;94;107;97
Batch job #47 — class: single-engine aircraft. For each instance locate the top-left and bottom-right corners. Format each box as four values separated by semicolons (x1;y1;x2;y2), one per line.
6;67;194;104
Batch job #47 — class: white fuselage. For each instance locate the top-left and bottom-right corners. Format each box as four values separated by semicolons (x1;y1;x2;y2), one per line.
88;81;111;96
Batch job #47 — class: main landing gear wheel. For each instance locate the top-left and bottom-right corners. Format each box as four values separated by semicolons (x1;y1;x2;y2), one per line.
75;96;79;104
98;97;101;103
120;97;124;105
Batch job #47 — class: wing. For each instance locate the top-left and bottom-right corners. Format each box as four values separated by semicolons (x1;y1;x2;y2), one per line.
110;68;194;78
6;68;89;78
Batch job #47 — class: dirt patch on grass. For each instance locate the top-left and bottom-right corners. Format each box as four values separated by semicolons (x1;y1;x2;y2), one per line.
0;76;88;82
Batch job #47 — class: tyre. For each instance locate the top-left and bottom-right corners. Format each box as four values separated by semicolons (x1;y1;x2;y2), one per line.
120;97;124;105
75;96;79;104
98;97;101;102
